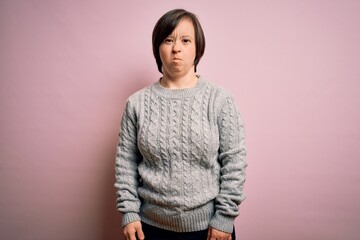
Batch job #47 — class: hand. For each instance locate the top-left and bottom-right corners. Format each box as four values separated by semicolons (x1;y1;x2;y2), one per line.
123;221;145;240
207;227;232;240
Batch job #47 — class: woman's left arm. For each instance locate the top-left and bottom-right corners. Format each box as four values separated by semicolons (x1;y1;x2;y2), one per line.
210;94;247;234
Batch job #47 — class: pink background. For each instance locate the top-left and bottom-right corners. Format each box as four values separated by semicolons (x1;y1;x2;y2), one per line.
1;0;360;239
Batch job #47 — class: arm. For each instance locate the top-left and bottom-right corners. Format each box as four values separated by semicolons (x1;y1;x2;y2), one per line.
210;94;247;233
115;100;142;227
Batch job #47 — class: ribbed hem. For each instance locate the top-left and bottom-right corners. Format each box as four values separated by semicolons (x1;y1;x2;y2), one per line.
209;212;236;233
122;212;141;227
151;76;206;99
139;201;215;232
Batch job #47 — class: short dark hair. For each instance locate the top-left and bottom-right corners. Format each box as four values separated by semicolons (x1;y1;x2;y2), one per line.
152;9;206;73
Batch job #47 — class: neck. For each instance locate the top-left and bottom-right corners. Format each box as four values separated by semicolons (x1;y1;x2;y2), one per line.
160;70;198;89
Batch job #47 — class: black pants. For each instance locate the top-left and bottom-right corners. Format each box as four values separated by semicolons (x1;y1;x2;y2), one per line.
141;222;236;240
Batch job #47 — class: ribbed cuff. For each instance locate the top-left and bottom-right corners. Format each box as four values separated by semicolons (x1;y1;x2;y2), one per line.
209;212;235;233
122;212;141;227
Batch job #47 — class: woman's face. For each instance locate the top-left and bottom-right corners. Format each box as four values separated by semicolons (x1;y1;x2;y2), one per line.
159;18;196;78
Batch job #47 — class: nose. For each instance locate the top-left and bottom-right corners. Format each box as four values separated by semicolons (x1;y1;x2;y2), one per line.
172;40;181;53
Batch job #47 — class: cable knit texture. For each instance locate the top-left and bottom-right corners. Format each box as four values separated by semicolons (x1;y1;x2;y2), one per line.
115;77;247;233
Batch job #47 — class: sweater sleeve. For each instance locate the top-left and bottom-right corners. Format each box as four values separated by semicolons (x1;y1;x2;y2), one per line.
114;99;142;227
210;93;247;233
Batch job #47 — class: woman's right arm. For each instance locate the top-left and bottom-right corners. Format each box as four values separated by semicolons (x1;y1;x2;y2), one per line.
114;100;142;227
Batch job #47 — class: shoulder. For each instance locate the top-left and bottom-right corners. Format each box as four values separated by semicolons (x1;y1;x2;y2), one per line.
124;81;159;112
198;77;241;123
201;77;234;99
201;78;235;110
122;83;155;119
126;84;152;104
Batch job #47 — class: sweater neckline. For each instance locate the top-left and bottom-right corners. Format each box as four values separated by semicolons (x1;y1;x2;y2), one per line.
152;76;206;99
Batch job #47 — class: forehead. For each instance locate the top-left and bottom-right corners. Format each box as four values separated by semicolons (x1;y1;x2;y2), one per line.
170;18;195;36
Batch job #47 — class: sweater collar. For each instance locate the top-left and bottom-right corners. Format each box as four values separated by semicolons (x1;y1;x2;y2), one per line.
152;76;206;99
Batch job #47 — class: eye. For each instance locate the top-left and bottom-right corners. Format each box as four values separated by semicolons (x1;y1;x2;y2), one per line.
164;38;173;44
182;39;191;44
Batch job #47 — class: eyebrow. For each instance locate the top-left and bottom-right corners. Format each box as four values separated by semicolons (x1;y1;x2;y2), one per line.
168;35;193;39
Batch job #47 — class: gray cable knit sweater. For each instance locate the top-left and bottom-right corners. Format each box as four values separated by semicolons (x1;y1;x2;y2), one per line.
115;76;247;233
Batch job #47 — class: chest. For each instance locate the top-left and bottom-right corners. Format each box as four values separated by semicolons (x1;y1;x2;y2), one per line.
136;95;219;163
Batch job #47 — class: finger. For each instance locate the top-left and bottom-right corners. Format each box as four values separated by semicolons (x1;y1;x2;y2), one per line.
127;231;137;240
123;232;129;240
207;228;212;240
136;226;145;240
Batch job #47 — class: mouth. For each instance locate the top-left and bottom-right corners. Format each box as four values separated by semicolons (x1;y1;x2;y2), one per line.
172;59;182;63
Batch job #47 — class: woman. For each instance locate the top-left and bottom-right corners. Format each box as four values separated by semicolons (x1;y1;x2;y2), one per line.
115;9;247;240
